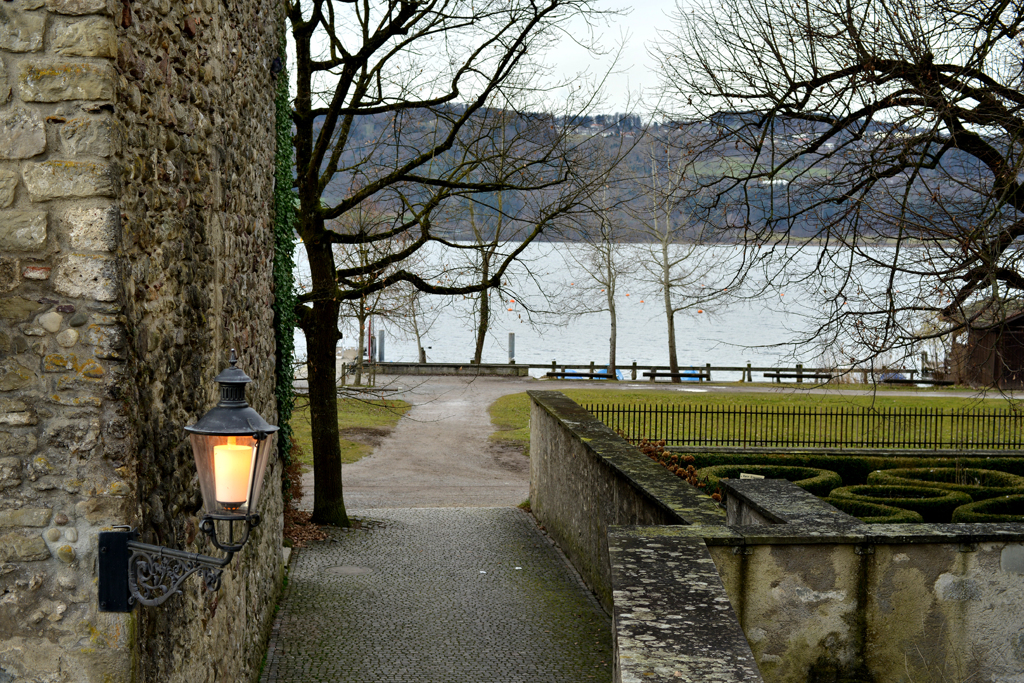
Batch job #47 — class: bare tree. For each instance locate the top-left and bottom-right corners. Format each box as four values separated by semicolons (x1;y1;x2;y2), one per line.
561;186;633;375
631;133;745;379
651;0;1024;375
287;0;621;525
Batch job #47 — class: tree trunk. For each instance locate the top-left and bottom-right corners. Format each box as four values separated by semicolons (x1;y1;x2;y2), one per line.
304;241;350;527
473;253;491;364
661;241;681;382
606;266;617;375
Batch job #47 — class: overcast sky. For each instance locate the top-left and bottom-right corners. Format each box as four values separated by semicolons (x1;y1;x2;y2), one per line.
545;0;680;115
288;0;682;117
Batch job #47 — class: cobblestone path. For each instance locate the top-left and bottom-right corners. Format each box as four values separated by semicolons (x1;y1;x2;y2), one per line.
260;507;612;683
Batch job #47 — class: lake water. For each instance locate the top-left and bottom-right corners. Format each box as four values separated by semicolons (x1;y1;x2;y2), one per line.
293;242;860;380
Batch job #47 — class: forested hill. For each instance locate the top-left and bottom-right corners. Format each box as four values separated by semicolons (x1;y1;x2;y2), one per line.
302;107;985;243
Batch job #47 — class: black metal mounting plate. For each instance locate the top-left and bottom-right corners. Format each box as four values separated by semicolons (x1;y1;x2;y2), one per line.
98;530;135;613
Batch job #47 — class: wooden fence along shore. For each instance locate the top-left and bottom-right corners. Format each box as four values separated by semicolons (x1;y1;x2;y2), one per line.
535;361;938;384
584;404;1024;450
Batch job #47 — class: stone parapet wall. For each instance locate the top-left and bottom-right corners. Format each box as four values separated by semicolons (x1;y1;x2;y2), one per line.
528;390;725;610
0;0;283;680
530;391;1024;683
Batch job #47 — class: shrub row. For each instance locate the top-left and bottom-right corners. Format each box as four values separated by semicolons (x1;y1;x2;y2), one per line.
688;453;1024;523
828;485;972;523
685;452;1024;485
824;498;924;524
867;468;1024;501
952;495;1024;523
698;465;842;497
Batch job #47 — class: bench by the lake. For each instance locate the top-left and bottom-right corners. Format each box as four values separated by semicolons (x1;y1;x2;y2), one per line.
763;371;834;383
643;369;712;382
882;378;954;386
545;371;619;380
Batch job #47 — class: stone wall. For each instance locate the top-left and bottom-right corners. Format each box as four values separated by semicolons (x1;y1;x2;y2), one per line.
530;391;1024;683
0;0;284;681
528;390;725;610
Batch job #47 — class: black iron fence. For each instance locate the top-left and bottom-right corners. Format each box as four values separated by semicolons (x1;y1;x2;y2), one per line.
583;404;1024;450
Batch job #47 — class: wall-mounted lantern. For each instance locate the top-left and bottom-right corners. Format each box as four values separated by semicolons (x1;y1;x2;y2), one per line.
98;350;278;612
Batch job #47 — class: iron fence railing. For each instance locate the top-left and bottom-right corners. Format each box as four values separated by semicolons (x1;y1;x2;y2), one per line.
582;404;1024;450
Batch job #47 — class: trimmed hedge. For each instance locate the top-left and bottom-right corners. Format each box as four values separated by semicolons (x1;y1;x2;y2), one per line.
823;498;924;524
951;495;1024;523
867;468;1024;501
685;452;1024;487
697;465;842;497
829;485;972;523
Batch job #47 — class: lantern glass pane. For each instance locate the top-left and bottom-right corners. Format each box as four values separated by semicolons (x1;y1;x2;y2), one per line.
190;433;265;515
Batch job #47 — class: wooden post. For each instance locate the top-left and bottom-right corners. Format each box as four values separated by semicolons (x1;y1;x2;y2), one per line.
706;363;712;383
551;360;556;375
796;363;803;384
590;361;595;376
649;366;656;382
631;361;637;381
340;362;346;386
745;361;752;382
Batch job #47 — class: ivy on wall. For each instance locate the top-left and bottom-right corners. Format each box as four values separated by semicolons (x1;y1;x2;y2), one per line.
272;33;297;497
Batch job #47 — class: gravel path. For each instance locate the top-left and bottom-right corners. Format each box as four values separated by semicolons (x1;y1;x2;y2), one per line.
299;375;539;510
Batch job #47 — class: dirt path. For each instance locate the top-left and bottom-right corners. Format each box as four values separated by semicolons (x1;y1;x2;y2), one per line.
299;375;538;510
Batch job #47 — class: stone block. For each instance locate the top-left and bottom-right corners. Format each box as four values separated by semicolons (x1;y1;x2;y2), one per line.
0;430;36;455
0;456;20;489
0;397;36;426
0;532;50;561
45;0;107;15
0;8;45;52
0;257;18;293
22;161;112;200
0;210;46;250
18;62;114;102
75;496;125;524
0;508;52;527
53;17;116;58
43;353;81;372
48;393;102;407
0;358;34;391
0;296;43;321
53;254;117;301
55;328;78;347
22;265;50;280
0;170;17;207
84;323;123;358
60;116;112;157
38;310;61;332
60;205;118;250
0;108;46;159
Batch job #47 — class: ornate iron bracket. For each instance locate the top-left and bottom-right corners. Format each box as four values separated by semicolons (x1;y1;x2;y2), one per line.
126;538;232;608
99;521;246;612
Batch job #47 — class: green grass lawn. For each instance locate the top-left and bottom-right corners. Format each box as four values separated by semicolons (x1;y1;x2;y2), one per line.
488;388;1017;452
289;396;411;471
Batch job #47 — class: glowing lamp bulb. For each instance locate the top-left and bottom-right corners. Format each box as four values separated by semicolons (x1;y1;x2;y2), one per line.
214;437;253;510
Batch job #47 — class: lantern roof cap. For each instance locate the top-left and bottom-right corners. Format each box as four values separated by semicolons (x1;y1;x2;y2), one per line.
213;348;252;386
184;349;279;437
